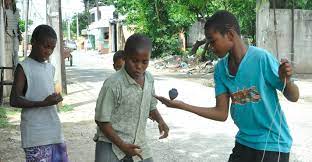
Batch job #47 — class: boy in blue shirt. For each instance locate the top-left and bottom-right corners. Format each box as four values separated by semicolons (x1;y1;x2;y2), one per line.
155;10;299;162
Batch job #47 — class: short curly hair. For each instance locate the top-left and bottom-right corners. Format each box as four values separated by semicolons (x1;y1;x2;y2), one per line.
124;33;152;56
113;50;125;63
31;25;57;44
204;10;241;36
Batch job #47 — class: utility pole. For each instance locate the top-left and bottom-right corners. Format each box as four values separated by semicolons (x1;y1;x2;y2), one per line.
67;18;71;40
76;12;79;40
96;0;100;21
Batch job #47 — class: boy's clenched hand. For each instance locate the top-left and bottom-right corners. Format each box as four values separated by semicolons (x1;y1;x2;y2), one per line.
44;93;63;106
120;143;143;160
279;58;292;83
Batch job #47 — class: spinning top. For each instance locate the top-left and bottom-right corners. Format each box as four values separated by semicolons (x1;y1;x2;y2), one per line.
169;88;178;100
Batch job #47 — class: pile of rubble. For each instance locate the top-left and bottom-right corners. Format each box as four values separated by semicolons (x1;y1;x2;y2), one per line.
152;55;217;75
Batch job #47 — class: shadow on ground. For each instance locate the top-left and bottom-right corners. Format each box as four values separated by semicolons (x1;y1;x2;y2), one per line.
0;119;305;162
66;68;114;84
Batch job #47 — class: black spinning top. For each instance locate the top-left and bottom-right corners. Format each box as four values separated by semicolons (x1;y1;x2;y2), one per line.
169;88;178;100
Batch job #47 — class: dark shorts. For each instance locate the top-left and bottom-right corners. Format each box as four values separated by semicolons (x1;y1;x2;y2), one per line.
95;141;153;162
228;142;289;162
24;143;69;162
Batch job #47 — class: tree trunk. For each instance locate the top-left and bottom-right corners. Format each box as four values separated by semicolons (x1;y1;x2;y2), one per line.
270;0;287;8
200;42;209;62
190;39;206;55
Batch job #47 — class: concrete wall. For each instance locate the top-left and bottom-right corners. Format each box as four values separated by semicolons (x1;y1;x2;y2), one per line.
0;4;15;98
187;21;205;48
257;6;312;73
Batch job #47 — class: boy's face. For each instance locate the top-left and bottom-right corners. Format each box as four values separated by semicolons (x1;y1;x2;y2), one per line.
124;49;150;79
113;58;125;71
32;37;56;61
205;28;233;58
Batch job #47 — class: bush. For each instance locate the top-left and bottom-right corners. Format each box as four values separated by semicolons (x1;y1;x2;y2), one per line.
152;34;183;58
203;50;218;61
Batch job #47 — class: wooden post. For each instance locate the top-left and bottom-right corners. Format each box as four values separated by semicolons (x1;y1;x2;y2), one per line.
272;0;279;59
59;0;67;95
0;0;5;66
46;0;67;109
290;0;295;67
23;0;29;58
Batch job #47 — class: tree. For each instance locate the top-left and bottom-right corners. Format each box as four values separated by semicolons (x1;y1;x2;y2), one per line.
82;0;95;12
105;0;258;59
259;0;312;9
283;0;312;9
111;0;201;57
228;0;256;41
82;0;112;12
18;19;33;32
62;11;90;40
70;12;90;37
183;0;256;61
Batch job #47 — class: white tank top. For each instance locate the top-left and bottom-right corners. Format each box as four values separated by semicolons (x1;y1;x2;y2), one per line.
19;57;64;148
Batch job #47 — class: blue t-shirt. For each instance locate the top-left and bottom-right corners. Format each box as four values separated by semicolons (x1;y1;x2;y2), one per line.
214;46;292;153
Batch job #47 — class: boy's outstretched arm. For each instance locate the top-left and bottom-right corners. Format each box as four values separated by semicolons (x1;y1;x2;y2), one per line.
154;93;230;121
10;65;63;108
95;121;143;160
149;109;169;139
279;60;299;102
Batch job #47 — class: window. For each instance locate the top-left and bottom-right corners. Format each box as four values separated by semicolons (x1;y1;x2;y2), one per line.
104;32;109;39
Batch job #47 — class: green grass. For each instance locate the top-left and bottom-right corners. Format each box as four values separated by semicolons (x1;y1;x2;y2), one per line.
0;107;9;128
59;104;74;112
1;103;74;128
0;107;20;128
6;108;21;115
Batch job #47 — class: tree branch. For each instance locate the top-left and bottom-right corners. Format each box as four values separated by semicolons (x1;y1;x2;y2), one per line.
190;39;206;55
